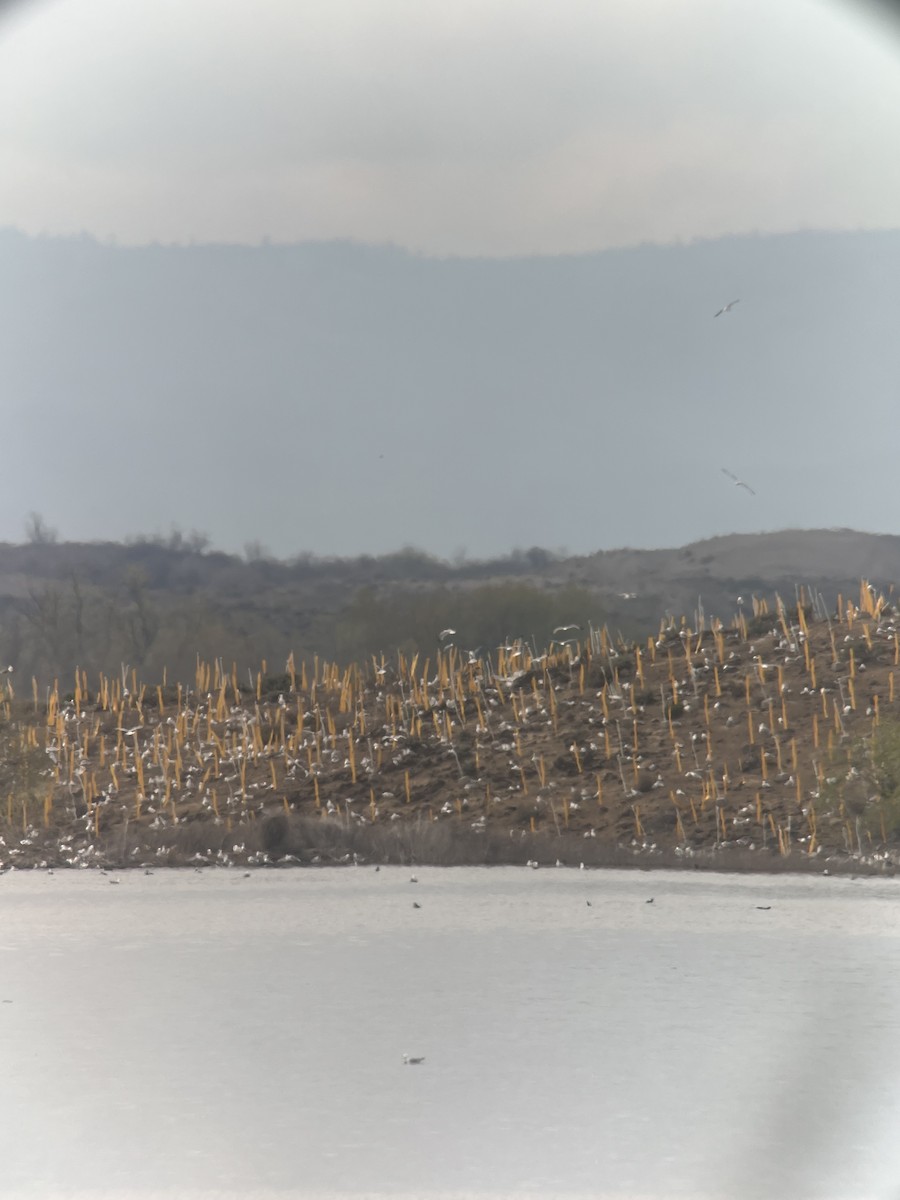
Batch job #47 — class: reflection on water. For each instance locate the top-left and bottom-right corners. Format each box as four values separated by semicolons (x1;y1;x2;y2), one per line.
1;867;899;1199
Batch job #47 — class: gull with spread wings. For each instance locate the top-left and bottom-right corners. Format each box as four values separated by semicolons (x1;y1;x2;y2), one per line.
721;467;756;496
714;299;740;318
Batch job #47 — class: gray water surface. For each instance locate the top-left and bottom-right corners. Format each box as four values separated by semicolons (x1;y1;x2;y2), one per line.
1;866;899;1200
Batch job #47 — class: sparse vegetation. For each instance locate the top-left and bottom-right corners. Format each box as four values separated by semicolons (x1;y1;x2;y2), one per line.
0;579;897;873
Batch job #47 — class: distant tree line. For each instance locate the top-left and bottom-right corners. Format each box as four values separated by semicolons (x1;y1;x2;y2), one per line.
0;563;606;686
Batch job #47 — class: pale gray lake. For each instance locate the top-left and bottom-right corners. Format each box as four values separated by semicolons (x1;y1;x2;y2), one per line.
1;866;900;1200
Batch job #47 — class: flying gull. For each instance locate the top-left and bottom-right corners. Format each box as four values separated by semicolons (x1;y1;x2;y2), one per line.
714;299;740;318
721;467;756;496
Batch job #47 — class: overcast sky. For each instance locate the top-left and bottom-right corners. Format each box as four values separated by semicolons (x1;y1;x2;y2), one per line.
1;0;899;256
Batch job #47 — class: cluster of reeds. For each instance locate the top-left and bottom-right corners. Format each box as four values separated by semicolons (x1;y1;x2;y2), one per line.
0;581;897;868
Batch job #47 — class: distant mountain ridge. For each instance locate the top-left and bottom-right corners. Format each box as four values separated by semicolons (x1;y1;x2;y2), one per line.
1;225;899;557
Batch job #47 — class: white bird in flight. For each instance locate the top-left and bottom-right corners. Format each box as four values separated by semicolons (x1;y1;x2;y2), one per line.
714;299;740;317
721;467;756;496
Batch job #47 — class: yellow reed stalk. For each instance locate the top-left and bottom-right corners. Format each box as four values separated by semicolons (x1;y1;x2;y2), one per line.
672;806;686;844
404;770;411;804
633;805;643;838
314;776;320;809
781;695;789;731
848;678;856;710
747;710;754;745
572;743;582;773
538;755;547;787
690;798;698;824
530;815;536;833
714;666;721;697
605;728;612;757
674;744;682;772
596;774;603;806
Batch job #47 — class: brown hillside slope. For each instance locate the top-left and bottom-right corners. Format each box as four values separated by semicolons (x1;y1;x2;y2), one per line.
3;528;900;683
2;581;899;872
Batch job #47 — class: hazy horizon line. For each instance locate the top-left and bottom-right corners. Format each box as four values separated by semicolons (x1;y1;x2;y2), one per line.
4;221;899;262
0;524;887;565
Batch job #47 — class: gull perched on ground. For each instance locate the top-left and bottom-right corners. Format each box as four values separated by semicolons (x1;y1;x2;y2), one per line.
721;467;756;496
714;299;740;317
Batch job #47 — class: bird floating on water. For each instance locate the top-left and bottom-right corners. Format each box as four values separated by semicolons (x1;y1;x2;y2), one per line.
714;299;740;317
403;1053;425;1065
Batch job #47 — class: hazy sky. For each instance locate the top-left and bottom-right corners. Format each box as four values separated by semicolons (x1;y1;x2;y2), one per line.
0;0;899;561
1;0;899;255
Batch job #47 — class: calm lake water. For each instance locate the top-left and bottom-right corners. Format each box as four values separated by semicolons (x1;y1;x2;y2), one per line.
1;865;899;1200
